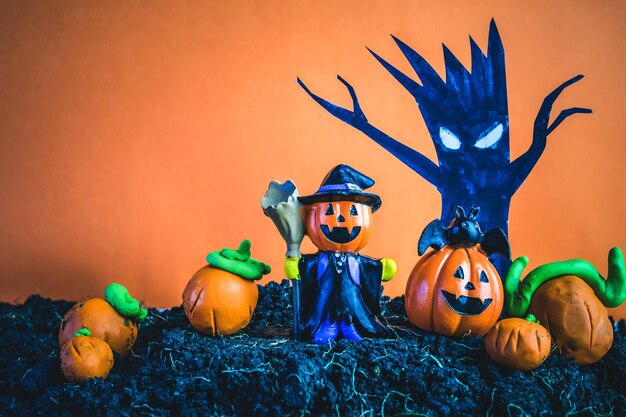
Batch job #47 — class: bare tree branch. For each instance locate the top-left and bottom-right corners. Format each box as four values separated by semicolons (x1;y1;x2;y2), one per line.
508;75;591;193
297;76;441;187
546;107;592;135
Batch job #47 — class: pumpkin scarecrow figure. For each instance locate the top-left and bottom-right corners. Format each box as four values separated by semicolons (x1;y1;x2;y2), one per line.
263;164;396;344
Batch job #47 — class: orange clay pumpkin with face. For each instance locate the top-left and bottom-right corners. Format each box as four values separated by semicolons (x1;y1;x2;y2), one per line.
60;329;114;382
304;201;372;253
485;315;552;371
183;240;271;336
405;246;503;337
59;284;147;357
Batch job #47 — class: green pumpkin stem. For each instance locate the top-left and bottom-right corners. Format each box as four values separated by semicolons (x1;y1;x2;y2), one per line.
104;283;149;323
505;247;626;317
525;314;538;324
74;328;91;337
206;239;272;281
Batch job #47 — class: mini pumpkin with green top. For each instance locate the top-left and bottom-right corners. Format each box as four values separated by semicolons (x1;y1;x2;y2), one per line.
485;315;552;371
182;240;271;336
59;283;148;357
60;328;114;382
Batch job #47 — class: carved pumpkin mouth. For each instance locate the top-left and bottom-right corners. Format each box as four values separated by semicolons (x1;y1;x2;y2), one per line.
320;225;362;244
441;290;492;315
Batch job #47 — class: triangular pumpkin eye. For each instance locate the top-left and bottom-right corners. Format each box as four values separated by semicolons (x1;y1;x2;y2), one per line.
479;271;489;283
325;204;334;215
453;266;464;279
350;205;358;215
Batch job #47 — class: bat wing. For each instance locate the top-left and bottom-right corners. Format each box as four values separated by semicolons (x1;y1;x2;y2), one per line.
481;228;511;260
417;219;448;255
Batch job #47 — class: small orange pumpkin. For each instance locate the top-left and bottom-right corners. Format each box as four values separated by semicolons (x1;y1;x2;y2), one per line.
405;246;503;337
59;284;147;357
60;329;114;382
183;240;270;336
485;315;551;371
183;266;259;335
304;201;372;253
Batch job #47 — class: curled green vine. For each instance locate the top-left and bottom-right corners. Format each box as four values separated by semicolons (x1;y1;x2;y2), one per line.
505;247;625;317
206;239;271;280
104;283;148;323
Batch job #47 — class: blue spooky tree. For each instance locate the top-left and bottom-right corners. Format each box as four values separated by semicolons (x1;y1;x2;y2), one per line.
298;19;591;274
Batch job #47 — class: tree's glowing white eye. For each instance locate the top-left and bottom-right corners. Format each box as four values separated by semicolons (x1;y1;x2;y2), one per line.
474;123;503;149
439;127;461;150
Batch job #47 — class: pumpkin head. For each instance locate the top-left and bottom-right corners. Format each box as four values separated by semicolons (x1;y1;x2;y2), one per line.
485;315;552;371
304;200;372;253
60;329;114;382
405;246;503;337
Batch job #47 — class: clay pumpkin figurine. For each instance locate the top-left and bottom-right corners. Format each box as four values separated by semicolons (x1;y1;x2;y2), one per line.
505;248;626;364
60;328;114;382
405;206;510;337
485;315;551;371
59;283;148;357
183;239;271;336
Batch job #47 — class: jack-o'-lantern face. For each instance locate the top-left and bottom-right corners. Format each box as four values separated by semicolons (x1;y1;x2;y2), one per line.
304;200;373;253
441;263;493;316
405;246;503;337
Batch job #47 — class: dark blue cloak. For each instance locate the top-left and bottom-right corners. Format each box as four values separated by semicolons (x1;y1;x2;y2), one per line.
298;251;388;339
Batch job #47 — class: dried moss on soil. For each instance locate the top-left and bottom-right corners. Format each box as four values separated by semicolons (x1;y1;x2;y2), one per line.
1;280;624;417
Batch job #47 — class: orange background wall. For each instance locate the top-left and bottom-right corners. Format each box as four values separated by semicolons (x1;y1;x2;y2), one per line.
1;1;625;318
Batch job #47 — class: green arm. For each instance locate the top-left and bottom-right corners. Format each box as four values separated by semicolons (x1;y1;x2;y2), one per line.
505;247;626;317
104;283;149;323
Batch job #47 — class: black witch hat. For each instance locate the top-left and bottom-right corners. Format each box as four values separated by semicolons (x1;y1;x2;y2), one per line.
298;164;382;212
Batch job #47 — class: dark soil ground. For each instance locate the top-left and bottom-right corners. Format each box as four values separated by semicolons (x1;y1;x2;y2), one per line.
0;280;624;417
